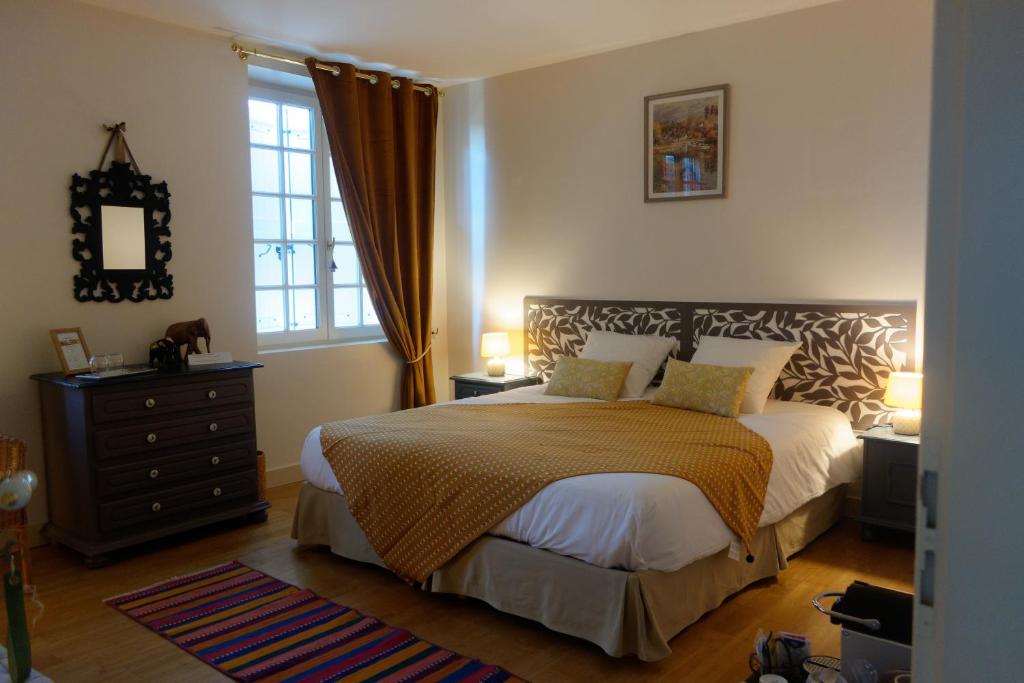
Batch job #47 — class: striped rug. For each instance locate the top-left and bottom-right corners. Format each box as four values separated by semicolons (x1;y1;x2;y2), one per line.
105;561;523;682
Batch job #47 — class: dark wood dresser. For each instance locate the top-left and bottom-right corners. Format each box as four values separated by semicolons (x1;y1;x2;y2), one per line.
858;425;919;540
450;372;541;399
31;362;269;566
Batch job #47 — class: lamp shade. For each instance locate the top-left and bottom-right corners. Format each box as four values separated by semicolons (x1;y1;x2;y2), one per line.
480;332;510;358
883;371;923;410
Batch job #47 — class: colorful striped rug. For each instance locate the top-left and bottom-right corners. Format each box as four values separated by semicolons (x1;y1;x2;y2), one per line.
105;561;523;682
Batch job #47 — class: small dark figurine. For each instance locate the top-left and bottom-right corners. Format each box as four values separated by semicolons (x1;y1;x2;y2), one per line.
164;317;211;361
149;338;181;369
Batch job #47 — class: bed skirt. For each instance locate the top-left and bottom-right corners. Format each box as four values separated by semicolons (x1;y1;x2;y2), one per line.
291;482;845;662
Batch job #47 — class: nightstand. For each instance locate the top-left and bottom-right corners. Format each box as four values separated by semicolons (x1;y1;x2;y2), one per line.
450;372;540;400
857;425;920;540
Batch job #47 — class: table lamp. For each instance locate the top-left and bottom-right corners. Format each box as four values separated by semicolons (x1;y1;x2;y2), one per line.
883;371;923;435
481;332;511;377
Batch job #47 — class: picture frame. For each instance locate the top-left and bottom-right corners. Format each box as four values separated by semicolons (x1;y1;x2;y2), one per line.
645;84;728;202
50;327;92;375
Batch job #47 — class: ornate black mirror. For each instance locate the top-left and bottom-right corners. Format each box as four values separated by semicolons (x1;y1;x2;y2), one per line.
70;123;173;302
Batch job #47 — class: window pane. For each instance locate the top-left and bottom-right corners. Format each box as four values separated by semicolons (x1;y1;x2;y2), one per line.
254;243;283;286
282;105;312;150
256;289;285;333
332;244;359;285
286;197;314;240
284;151;312;195
329;163;341;199
287;243;317;286
289;289;318;330
250;148;280;193
362;287;379;326
333;287;359;327
248;99;278;145
252;196;282;239
330;200;352;242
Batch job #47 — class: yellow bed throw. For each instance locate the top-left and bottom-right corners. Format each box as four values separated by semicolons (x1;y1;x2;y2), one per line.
320;402;773;583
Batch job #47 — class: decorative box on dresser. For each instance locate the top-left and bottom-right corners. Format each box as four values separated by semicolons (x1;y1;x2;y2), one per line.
31;361;269;567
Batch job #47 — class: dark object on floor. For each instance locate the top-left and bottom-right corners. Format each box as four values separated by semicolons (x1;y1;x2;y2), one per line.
814;581;913;680
106;561;524;682
164;318;211;360
148;338;180;369
832;581;913;646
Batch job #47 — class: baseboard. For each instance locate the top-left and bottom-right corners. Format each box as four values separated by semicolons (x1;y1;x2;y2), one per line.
266;463;304;489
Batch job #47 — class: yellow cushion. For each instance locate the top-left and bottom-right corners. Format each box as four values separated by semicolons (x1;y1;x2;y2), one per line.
544;357;633;401
652;360;754;417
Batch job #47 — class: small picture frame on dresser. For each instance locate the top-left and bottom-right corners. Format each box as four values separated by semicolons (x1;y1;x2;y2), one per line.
49;327;91;375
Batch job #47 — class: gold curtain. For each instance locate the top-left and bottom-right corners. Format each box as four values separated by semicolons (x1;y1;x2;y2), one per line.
307;60;438;408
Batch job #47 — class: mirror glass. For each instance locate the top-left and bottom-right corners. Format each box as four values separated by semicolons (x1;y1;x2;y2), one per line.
100;205;146;270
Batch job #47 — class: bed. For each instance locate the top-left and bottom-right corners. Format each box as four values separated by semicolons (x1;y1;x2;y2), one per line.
292;297;916;661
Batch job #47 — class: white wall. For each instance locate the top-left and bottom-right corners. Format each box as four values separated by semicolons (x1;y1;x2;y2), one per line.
914;1;1024;680
0;0;448;529
443;0;933;374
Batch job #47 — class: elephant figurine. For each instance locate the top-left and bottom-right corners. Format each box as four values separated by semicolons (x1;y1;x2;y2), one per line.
164;318;211;361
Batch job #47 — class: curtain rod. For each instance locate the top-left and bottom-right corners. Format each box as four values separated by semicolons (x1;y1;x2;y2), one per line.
231;43;441;96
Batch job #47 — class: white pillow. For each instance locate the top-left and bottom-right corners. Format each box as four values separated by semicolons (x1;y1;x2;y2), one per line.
690;336;801;414
579;331;677;398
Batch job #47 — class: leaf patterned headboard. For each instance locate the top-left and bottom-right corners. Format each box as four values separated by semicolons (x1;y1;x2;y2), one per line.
524;296;916;430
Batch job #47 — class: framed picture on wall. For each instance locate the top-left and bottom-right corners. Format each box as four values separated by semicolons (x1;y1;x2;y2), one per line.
49;327;91;375
645;84;728;201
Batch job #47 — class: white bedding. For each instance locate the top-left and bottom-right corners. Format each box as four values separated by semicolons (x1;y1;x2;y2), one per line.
300;384;860;573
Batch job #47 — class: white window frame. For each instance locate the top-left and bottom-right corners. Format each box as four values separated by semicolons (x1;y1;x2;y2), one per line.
248;83;383;349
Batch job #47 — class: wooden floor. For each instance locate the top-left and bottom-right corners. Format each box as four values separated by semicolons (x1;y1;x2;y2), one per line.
25;482;913;682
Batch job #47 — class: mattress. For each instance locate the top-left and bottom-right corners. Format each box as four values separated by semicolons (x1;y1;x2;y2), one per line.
300;384;860;573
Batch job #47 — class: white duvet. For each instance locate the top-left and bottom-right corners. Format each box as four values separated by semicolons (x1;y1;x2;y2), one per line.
300;384;860;573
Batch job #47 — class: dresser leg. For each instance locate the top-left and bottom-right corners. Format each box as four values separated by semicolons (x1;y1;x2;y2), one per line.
247;510;269;524
84;553;113;569
860;523;878;542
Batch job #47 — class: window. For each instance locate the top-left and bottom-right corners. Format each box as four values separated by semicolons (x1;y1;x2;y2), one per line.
248;85;381;347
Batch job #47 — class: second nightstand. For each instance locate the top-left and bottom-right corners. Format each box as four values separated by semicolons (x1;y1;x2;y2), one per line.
857;425;920;540
450;372;540;400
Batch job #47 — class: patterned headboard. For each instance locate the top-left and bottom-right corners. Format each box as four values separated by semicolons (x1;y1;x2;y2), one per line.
524;296;916;430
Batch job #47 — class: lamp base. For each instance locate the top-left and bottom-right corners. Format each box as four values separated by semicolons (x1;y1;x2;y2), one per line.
486;357;506;377
891;410;921;436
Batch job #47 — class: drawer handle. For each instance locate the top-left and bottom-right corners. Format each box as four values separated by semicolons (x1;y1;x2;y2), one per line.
473;390;480;397
213;487;222;497
210;456;221;465
208;389;218;400
209;422;219;432
146;433;158;444
151;502;161;512
144;398;156;408
149;469;160;479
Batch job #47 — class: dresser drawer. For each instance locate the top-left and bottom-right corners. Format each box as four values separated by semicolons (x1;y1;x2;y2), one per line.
454;383;503;399
861;439;918;531
99;471;258;533
92;376;253;424
97;441;256;497
93;408;255;460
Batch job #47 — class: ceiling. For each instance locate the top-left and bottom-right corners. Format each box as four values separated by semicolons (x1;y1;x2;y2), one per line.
80;0;839;84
